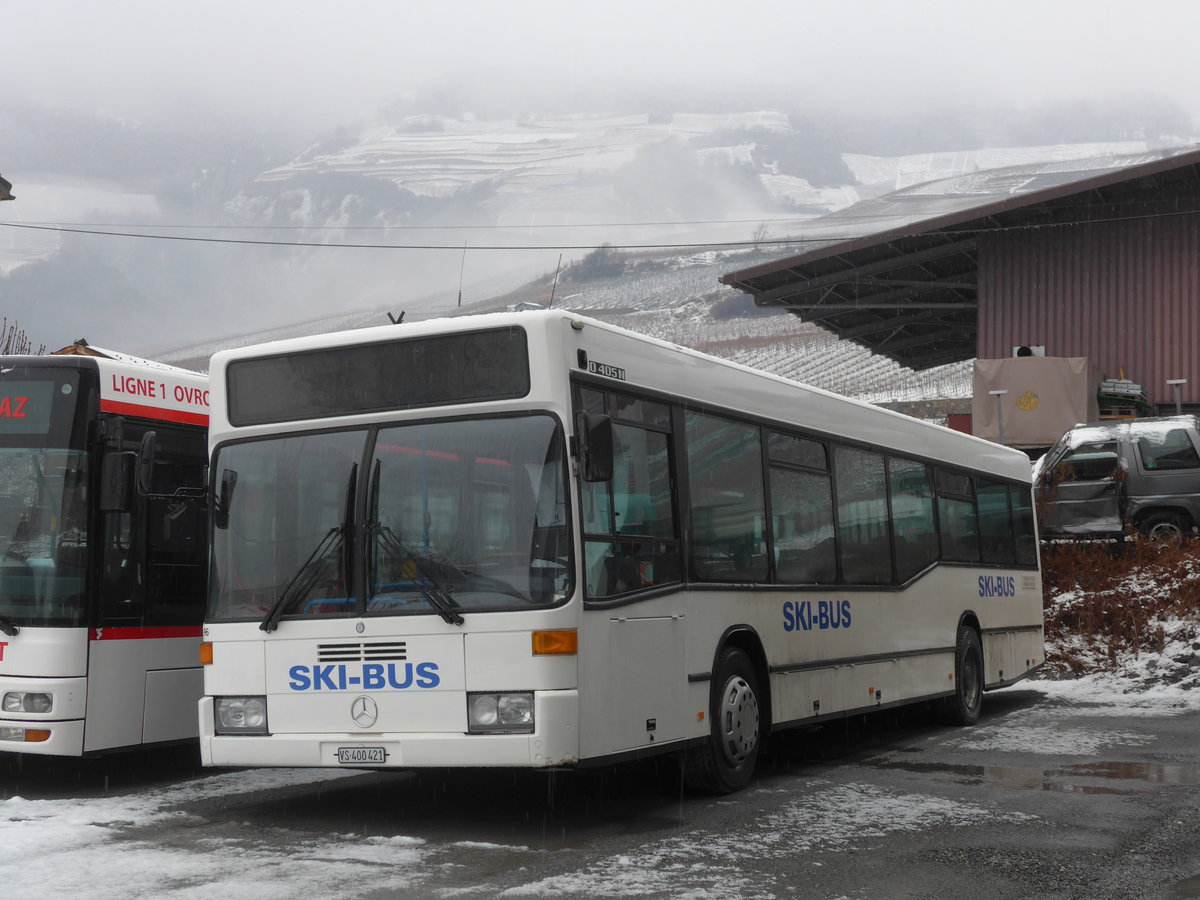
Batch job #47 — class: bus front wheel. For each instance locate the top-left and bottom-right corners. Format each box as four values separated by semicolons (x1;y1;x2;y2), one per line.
684;646;762;794
937;625;983;726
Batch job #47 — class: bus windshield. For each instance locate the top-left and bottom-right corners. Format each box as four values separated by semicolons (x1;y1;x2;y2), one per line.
0;448;89;627
208;414;572;623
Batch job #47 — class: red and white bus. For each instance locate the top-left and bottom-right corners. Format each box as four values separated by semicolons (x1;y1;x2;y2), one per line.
0;347;209;756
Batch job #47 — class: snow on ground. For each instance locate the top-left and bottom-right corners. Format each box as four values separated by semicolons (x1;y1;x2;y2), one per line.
502;782;1036;898
0;768;423;900
2;672;1195;900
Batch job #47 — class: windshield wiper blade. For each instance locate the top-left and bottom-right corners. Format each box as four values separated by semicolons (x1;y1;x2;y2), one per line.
370;524;464;626
414;562;465;627
261;463;358;634
260;525;345;633
0;615;19;637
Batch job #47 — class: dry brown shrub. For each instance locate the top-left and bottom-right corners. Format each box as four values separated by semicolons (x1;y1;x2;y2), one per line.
1041;538;1200;675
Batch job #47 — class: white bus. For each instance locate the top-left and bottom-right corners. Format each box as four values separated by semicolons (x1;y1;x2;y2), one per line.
0;349;209;756
199;310;1042;792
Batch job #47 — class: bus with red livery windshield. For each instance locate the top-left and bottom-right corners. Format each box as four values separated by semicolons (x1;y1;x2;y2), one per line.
0;343;208;756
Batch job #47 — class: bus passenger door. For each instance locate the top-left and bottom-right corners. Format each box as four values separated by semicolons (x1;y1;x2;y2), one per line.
574;386;686;755
86;421;206;752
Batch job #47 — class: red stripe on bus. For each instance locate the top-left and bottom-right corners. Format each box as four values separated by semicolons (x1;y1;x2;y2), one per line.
90;626;203;641
100;399;209;426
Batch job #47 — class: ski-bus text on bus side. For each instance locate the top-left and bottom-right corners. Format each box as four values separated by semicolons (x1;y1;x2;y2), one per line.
978;575;1016;598
782;599;852;632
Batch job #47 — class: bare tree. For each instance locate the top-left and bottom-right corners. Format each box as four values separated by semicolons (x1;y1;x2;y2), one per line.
1;319;45;355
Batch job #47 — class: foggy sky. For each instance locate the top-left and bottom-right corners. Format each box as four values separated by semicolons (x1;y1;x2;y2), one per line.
8;0;1200;127
5;0;1200;356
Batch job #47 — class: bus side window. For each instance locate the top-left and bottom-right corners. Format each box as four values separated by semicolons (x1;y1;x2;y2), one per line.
685;412;767;583
1011;485;1038;566
833;446;893;585
888;457;937;582
977;478;1016;566
579;392;680;600
935;469;980;563
768;432;835;584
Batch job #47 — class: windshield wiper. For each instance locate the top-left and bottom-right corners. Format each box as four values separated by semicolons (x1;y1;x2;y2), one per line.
0;615;19;637
370;523;464;626
259;525;346;633
414;559;465;626
261;464;358;634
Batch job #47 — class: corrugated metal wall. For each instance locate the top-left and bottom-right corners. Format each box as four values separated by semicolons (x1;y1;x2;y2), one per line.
978;214;1200;408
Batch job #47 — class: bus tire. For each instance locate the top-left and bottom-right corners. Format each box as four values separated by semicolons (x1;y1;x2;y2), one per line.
684;646;761;794
937;625;983;726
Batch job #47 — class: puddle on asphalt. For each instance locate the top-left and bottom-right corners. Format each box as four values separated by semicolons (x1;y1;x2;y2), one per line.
868;758;1200;796
1173;874;1200;898
1050;761;1200;785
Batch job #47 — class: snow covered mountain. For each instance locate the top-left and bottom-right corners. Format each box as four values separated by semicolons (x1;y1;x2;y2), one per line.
3;97;1185;404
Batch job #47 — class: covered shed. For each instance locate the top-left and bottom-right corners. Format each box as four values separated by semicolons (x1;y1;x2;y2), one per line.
721;146;1200;413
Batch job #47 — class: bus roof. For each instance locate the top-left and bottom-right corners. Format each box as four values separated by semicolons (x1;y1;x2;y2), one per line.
2;352;209;427
209;309;1030;481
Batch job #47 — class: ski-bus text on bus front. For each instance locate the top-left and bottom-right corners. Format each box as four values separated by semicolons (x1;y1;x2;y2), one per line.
288;662;441;691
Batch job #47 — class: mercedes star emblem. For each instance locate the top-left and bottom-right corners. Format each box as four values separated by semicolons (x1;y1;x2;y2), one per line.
351;696;378;729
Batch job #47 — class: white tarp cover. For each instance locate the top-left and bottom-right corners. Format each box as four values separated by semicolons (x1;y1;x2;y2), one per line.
972;357;1101;447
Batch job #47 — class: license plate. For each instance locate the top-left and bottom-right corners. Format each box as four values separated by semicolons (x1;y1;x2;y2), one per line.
336;746;387;764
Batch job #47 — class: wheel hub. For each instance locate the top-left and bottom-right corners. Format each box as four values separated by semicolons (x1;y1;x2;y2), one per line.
719;675;759;765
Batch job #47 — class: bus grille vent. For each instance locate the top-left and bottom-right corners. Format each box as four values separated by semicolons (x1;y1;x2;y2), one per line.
318;642;408;662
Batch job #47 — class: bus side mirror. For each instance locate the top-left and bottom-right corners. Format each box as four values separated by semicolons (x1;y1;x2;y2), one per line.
99;452;135;512
576;412;614;483
214;468;238;529
137;431;157;496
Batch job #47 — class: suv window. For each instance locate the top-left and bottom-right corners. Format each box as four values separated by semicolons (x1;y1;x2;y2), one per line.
1051;441;1120;482
1137;429;1200;471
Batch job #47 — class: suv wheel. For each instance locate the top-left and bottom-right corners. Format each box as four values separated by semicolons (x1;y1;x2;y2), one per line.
1140;511;1189;545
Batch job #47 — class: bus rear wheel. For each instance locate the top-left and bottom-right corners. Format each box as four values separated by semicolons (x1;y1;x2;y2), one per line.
684;646;761;794
936;625;983;726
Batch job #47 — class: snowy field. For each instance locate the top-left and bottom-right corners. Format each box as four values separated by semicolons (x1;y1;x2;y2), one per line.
4;666;1198;900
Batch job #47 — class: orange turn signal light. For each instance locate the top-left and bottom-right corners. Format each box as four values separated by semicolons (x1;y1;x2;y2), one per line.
532;630;578;655
24;729;51;743
200;642;214;665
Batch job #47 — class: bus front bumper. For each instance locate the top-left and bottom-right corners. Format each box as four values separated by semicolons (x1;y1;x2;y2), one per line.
0;717;85;756
0;674;87;756
198;691;579;769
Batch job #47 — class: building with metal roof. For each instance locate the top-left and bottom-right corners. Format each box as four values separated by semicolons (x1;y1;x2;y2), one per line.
722;146;1200;411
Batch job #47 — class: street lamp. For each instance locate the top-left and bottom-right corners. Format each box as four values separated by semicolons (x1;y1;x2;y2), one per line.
989;390;1008;445
1167;379;1187;416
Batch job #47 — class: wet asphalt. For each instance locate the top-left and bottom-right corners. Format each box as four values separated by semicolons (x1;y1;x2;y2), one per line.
5;685;1200;898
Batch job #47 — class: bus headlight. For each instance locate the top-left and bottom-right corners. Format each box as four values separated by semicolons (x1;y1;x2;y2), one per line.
467;692;534;734
3;691;53;713
214;696;269;735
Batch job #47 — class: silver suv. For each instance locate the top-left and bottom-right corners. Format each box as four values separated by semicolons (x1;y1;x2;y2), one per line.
1035;416;1200;542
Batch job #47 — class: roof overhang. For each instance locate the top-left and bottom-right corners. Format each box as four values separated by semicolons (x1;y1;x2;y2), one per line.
722;147;1200;370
